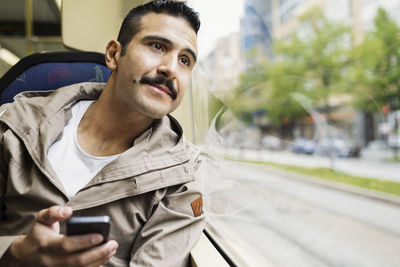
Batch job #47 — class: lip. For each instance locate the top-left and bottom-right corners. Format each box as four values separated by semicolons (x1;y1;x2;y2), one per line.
147;82;171;96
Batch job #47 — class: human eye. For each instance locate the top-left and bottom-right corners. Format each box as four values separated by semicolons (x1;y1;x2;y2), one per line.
150;42;164;51
179;56;191;67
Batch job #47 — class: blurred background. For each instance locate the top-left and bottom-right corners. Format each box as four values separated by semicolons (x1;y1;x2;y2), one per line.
190;0;400;266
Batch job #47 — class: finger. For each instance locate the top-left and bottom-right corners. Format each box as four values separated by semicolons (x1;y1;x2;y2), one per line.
36;206;73;226
48;234;104;254
52;240;118;267
86;247;117;267
77;241;118;266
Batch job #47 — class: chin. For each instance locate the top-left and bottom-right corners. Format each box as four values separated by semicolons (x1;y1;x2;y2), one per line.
142;107;170;119
137;98;175;119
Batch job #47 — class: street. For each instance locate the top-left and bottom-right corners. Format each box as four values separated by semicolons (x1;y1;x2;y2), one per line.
203;159;400;267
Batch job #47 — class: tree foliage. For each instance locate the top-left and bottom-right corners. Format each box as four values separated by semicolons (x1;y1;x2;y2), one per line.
226;7;400;132
349;8;400;112
228;7;351;127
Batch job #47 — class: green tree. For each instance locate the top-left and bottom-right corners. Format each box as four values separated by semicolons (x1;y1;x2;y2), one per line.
349;8;400;112
276;8;351;117
229;7;351;128
228;59;269;125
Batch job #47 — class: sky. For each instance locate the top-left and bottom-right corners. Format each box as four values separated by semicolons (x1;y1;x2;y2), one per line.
188;0;245;59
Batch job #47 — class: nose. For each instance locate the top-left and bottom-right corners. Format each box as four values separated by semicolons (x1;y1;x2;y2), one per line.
157;54;177;79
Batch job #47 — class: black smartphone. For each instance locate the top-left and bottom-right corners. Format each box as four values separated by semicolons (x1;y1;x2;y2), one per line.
66;216;111;244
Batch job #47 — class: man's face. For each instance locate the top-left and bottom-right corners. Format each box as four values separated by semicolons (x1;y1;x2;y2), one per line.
113;13;198;119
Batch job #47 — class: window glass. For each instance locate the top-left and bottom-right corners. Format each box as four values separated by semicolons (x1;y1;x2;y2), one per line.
189;0;400;266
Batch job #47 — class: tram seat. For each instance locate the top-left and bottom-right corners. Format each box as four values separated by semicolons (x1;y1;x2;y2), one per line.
0;51;111;105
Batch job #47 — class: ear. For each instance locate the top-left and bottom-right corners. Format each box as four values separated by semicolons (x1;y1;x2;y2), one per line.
105;40;122;71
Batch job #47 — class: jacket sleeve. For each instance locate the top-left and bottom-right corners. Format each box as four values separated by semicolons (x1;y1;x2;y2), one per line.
0;121;22;258
129;158;206;267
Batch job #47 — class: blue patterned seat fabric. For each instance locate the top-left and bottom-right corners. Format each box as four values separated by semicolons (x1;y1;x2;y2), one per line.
0;51;111;105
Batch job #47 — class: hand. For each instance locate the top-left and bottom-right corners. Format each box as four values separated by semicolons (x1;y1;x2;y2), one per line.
1;206;118;267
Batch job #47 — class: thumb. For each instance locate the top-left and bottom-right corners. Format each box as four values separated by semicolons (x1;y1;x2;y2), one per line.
36;206;73;228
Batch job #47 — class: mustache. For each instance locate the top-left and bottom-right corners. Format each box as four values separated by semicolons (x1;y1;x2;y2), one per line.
139;75;177;100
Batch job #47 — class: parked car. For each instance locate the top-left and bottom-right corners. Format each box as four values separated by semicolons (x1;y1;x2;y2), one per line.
314;137;360;158
361;139;392;161
291;138;315;154
261;135;282;150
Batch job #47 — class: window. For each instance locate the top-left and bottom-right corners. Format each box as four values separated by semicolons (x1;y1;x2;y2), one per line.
189;0;400;265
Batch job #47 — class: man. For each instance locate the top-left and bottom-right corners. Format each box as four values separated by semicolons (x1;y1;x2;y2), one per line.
0;1;204;266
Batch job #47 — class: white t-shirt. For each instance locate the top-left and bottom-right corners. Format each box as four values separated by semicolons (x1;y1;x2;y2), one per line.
48;100;119;199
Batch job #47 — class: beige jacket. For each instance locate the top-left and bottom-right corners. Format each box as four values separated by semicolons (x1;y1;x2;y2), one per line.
0;82;205;267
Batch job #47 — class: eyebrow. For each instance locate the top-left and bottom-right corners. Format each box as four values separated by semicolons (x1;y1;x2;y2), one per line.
143;35;197;64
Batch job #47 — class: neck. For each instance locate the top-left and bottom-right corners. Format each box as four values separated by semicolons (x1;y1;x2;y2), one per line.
77;81;154;157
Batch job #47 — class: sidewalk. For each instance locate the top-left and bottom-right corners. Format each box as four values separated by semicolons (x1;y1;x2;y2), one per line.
205;146;400;182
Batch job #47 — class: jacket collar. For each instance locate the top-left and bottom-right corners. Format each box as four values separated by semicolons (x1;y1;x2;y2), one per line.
0;82;196;202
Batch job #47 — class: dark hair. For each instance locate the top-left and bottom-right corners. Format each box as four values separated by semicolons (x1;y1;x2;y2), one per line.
117;0;200;55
